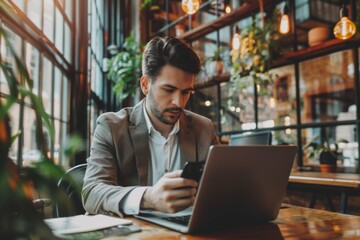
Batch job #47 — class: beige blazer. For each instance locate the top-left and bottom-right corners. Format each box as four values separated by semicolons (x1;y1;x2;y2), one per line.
82;99;220;216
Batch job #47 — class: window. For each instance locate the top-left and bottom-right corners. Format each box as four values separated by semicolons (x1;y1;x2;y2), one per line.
0;1;74;167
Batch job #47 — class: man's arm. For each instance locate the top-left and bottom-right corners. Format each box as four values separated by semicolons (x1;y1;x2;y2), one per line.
82;113;136;217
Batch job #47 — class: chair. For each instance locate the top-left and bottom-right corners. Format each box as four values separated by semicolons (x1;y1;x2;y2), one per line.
229;131;272;145
54;163;87;217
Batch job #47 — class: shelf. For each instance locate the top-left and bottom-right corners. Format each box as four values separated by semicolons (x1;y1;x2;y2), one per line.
179;0;282;42
273;35;360;67
194;73;230;89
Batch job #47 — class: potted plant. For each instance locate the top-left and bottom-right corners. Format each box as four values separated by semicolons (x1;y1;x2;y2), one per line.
303;135;348;173
107;32;143;103
205;47;225;77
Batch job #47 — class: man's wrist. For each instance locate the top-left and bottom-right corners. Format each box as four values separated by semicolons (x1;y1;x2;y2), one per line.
140;187;154;210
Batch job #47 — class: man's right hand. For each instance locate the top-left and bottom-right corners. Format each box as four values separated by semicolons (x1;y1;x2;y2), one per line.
140;170;198;213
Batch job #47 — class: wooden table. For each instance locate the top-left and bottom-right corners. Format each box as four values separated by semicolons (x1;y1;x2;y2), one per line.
104;205;360;239
288;172;360;213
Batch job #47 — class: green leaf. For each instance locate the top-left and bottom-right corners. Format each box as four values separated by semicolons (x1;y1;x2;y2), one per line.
10;131;22;145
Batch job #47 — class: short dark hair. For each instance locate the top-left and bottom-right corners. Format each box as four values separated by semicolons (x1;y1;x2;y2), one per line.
142;37;201;80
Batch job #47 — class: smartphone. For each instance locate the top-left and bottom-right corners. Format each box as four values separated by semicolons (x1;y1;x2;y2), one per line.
180;162;204;182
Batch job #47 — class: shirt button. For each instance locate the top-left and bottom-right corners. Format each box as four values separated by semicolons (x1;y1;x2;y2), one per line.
165;169;169;173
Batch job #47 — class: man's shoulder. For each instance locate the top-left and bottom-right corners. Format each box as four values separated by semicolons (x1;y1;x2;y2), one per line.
97;107;134;125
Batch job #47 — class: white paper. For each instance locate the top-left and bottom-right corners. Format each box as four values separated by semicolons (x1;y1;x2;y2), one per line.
45;214;132;235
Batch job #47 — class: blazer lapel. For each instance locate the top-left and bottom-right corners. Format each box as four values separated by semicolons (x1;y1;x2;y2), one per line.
179;112;197;167
129;100;150;185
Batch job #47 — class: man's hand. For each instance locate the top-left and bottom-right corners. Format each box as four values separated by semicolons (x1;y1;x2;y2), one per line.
140;170;198;213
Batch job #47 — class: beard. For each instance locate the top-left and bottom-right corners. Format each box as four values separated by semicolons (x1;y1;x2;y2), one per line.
147;89;182;125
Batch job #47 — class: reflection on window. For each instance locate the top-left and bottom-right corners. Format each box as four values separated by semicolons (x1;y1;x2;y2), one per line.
299;50;355;123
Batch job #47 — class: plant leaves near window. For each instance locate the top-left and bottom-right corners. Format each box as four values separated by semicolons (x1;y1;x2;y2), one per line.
107;32;143;102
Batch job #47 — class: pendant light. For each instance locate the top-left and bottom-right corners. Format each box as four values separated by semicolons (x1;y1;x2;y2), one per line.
232;25;241;50
279;2;290;34
333;2;356;40
181;0;201;15
224;0;232;14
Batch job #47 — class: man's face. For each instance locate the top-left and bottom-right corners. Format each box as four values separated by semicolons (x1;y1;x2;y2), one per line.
142;65;195;125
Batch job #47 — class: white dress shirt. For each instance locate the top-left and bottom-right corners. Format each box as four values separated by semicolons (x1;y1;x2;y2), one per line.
120;104;181;215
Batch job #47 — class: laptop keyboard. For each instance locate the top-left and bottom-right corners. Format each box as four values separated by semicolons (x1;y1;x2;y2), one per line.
162;215;191;226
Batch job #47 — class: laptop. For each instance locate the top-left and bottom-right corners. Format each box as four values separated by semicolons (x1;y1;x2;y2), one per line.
135;145;297;233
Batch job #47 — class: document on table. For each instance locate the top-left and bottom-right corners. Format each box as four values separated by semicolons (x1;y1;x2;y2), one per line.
45;214;133;235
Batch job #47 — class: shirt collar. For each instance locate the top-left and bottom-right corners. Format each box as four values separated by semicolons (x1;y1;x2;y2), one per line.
143;101;180;136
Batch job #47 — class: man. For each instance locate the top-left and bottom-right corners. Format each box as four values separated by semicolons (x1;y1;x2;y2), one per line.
82;37;220;217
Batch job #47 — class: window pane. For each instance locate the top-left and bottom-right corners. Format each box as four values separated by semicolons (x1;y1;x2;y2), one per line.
299;50;355;123
95;64;102;98
64;23;71;62
61;122;69;167
302;125;358;169
22;106;39;167
189;85;219;132
55;7;64;53
272;129;297;146
220;81;242;132
27;0;42;30
25;42;40;95
54;119;61;165
43;0;55;42
12;0;25;11
1;27;22;95
54;67;62;119
91;57;96;90
257;65;297;129
6;102;20;164
65;0;73;21
226;75;256;130
42;57;53;115
62;76;69;122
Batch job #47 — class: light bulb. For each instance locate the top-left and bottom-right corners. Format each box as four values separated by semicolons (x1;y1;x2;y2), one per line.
225;5;232;14
181;0;200;15
232;32;241;50
333;16;356;40
279;3;290;34
232;25;241;50
279;14;290;34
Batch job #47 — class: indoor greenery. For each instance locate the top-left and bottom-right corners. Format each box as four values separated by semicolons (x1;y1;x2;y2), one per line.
107;32;143;102
230;11;280;97
0;2;82;238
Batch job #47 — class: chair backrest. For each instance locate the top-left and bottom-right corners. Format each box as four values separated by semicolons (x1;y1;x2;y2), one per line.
229;131;272;145
54;163;87;217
